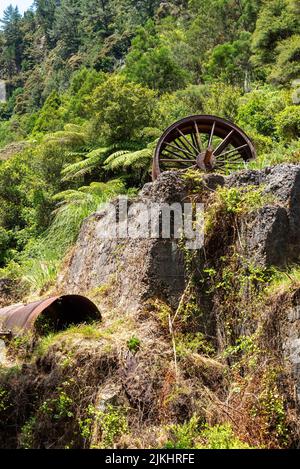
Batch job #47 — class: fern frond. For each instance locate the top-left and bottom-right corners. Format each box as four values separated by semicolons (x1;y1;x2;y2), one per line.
104;150;130;166
104;141;156;172
61;147;111;181
122;148;153;169
79;179;125;197
63;124;83;133
43;129;87;148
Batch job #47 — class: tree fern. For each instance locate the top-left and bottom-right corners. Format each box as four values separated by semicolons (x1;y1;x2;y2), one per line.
61;147;112;181
104;140;157;172
104;150;131;170
43;125;88;149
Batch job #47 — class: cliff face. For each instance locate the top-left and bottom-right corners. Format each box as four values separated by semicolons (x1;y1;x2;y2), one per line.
60;172;190;311
227;165;300;267
62;165;300;304
60;164;300;342
59;164;300;441
1;165;300;449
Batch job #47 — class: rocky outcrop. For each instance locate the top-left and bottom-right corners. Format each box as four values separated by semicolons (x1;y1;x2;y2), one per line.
229;164;300;266
58;164;300;426
61;164;300;310
60;171;226;311
60;172;191;309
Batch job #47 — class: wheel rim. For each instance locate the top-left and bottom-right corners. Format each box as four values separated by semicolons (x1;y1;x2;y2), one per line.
153;115;256;180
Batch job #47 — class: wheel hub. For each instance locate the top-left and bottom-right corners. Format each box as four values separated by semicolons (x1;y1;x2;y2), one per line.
196;149;215;171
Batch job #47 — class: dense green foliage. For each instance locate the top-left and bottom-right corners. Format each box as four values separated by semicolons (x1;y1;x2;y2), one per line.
0;0;299;292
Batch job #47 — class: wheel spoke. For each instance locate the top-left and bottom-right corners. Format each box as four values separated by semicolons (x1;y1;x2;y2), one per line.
191;132;200;153
194;121;202;152
207;121;216;149
216;152;244;163
165;141;195;159
174;136;197;157
213;130;235;157
162;148;192;160
177;129;199;154
216;144;248;159
161;159;195;165
216;152;244;162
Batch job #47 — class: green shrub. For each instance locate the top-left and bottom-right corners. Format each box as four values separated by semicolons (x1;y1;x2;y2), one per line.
79;404;98;440
8;333;34;358
176;332;215;358
251;368;288;445
237;87;288;138
251;139;300;169
41;384;74;421
32;91;66;135
199;423;250;449
127;336;141;353
276;105;300;140
205;186;275;236
124;20;190;93
165;415;200;449
98;405;128;448
19;417;36;449
0;386;9;412
0;227;11;265
270;34;300;84
89;75;157;144
157;83;241;131
165;417;250;449
203;32;252;86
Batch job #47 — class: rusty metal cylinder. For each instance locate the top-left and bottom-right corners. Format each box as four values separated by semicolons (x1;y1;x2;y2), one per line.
0;295;101;336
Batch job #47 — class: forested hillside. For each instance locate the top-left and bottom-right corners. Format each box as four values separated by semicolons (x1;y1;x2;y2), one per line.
0;0;299;293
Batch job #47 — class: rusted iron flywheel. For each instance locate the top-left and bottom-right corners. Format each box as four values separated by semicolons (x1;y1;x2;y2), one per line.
152;115;256;180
